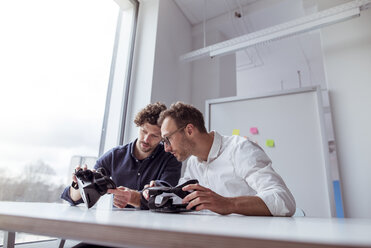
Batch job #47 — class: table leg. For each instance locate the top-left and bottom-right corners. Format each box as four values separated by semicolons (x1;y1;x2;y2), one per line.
3;231;15;248
58;239;66;248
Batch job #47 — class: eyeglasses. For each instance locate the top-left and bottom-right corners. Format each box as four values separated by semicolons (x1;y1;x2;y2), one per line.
162;125;186;147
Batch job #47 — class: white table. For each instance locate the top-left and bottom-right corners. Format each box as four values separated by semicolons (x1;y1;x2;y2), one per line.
1;201;371;248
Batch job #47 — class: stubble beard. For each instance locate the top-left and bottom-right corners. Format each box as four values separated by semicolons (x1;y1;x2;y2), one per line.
139;141;156;154
175;137;194;162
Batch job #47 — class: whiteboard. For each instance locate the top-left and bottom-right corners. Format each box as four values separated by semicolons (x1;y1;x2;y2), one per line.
205;87;335;217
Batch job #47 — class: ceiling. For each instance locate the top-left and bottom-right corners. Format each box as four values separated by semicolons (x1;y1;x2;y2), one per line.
174;0;258;25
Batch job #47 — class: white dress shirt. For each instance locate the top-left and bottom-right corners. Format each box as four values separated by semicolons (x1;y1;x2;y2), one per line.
179;131;296;216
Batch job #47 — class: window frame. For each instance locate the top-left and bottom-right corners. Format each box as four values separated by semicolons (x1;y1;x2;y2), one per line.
99;0;139;156
0;0;140;246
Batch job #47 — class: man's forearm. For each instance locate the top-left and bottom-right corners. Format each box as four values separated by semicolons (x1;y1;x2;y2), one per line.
128;190;141;208
228;196;272;216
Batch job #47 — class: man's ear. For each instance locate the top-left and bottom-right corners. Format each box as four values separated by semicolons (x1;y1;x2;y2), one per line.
184;124;194;136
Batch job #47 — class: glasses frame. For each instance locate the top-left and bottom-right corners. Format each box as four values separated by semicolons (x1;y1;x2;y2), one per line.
162;125;187;147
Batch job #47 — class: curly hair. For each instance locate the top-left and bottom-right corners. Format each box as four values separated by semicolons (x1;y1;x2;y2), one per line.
134;102;167;127
158;101;207;133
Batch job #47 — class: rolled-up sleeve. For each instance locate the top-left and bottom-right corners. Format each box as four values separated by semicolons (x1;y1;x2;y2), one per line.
235;141;296;216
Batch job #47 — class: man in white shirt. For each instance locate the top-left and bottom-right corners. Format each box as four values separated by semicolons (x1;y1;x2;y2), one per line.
157;101;296;216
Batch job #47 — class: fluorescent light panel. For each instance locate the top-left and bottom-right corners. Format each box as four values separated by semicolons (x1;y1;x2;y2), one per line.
209;7;360;57
179;0;370;62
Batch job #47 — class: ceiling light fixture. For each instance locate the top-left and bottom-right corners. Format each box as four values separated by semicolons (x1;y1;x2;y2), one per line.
179;0;371;62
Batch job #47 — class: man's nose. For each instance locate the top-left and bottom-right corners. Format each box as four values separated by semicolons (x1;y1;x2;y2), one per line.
144;135;150;143
164;142;171;152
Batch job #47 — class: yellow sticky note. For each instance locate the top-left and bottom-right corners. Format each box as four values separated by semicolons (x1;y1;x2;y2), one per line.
266;139;275;147
232;129;240;135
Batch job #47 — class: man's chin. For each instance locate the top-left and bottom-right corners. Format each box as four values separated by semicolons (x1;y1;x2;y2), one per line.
140;146;155;153
174;154;188;162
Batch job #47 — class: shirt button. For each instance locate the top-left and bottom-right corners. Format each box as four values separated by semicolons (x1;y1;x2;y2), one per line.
137;173;140;176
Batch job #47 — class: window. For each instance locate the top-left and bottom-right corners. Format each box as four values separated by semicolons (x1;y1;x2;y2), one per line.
0;0;138;245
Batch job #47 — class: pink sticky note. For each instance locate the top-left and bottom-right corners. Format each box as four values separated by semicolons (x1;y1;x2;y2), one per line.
250;127;258;135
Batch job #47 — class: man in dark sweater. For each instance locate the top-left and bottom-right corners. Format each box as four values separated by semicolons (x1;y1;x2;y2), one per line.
61;102;181;208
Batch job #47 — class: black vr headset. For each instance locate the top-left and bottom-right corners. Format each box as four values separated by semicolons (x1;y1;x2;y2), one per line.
72;168;116;208
71;167;198;212
147;179;199;213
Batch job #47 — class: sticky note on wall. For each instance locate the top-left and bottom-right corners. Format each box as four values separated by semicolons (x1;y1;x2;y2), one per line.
250;127;258;135
232;129;240;135
266;139;275;147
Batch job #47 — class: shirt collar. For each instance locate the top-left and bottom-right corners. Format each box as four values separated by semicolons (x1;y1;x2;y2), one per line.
199;131;222;164
130;140;136;158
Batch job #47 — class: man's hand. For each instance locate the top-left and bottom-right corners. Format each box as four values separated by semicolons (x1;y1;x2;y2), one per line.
108;187;132;208
182;184;234;215
69;164;90;202
142;180;156;200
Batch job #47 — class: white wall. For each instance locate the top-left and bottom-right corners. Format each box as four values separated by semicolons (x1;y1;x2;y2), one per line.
191;31;236;114
235;0;327;96
318;1;371;218
236;31;327;95
151;0;192;106
125;0;193;143
146;0;237;115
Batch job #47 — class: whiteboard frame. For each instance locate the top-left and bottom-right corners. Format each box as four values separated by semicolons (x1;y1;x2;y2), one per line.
205;86;336;217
